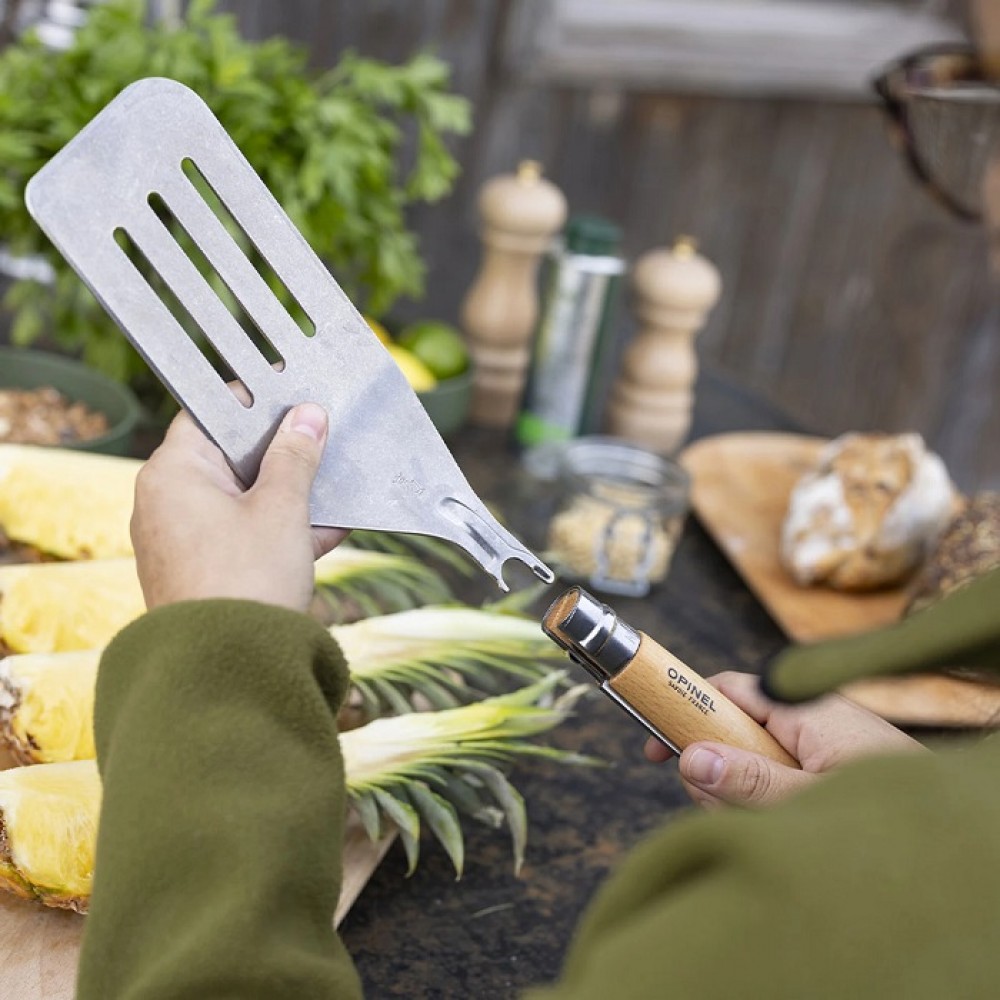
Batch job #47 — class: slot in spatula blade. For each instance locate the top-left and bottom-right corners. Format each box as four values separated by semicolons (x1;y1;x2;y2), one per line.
25;77;552;590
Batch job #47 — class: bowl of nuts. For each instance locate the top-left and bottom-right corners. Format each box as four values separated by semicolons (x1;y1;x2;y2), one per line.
0;348;142;455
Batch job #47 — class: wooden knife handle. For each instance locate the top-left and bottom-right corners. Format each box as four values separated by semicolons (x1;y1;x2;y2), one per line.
609;634;799;768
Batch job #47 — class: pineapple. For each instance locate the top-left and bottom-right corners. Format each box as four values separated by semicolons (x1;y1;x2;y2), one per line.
0;679;588;909
0;560;145;654
0;608;564;762
0;759;98;911
0;445;140;560
0;445;468;583
0;651;99;763
343;675;589;876
0;548;452;655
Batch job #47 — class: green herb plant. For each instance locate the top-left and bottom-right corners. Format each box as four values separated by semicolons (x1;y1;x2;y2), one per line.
0;0;471;395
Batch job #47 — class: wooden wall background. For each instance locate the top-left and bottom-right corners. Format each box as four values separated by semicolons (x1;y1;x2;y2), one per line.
220;3;996;488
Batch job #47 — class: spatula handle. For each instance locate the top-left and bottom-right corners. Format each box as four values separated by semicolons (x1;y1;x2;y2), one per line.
609;634;799;767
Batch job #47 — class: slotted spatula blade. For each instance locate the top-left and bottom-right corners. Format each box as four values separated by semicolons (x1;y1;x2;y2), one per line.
25;77;551;591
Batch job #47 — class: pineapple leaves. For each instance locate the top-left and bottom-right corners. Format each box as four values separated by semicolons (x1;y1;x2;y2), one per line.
352;790;383;842
343;676;598;877
371;677;415;717
336;606;568;718
461;763;527;874
372;788;421;875
313;547;451;622
440;773;497;826
408;676;461;711
349;530;475;577
406;782;464;877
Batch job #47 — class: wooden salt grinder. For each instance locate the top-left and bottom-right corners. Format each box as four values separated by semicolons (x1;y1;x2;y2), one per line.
461;161;567;428
607;237;721;454
971;0;1000;79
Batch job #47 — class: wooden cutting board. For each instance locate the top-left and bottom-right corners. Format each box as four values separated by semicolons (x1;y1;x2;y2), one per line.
679;432;1000;727
0;741;394;1000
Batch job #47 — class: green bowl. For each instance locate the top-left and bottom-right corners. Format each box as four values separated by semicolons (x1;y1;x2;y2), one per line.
417;368;473;438
0;347;142;455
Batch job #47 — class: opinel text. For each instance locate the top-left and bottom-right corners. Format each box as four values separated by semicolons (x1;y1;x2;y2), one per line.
666;666;717;716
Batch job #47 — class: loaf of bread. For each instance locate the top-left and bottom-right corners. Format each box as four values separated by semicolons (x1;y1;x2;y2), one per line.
780;432;955;591
906;492;1000;615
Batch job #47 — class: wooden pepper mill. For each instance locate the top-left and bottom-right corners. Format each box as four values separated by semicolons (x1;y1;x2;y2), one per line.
972;0;1000;78
461;161;567;428
607;237;721;454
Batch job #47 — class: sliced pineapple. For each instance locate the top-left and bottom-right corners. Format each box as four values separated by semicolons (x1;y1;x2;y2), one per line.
0;680;588;909
0;445;140;560
0;759;99;911
0;445;472;585
0;559;145;654
0;608;562;761
0;651;99;763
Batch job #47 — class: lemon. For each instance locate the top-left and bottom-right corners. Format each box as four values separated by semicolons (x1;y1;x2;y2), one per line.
398;321;469;381
364;315;393;347
387;345;437;392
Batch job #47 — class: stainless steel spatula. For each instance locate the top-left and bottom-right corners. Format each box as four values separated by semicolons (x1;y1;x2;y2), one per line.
25;77;552;590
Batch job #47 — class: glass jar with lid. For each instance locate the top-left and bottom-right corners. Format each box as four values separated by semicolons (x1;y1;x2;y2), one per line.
546;437;690;597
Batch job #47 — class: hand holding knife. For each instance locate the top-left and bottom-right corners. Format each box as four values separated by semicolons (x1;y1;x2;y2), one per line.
543;586;799;768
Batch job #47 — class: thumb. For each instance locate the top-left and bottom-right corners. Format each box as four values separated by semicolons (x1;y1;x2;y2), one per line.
679;742;815;808
252;403;328;509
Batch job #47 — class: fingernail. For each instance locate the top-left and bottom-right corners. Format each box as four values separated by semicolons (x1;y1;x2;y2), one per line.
285;403;327;442
686;748;724;786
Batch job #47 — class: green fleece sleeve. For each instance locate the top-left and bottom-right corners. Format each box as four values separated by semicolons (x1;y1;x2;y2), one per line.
764;567;1000;701
530;737;1000;1000
76;600;363;1000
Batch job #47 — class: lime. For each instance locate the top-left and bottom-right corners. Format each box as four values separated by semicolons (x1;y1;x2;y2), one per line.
398;321;470;381
364;315;393;347
387;344;438;392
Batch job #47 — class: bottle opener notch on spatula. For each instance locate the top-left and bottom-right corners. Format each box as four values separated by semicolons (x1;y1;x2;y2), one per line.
25;77;551;591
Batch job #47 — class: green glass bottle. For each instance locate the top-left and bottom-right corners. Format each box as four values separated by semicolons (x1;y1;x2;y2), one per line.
516;215;625;447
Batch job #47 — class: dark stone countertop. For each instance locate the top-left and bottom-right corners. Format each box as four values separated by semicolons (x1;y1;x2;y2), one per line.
339;369;798;998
